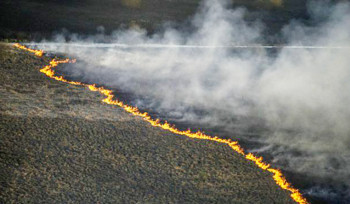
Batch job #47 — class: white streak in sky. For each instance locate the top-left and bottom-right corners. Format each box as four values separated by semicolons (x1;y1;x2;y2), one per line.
25;42;350;49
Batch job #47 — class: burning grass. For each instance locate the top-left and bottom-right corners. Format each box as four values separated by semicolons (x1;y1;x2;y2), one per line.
26;45;308;203
0;43;297;203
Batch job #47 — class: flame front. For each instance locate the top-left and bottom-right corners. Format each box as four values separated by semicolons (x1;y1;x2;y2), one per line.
13;43;44;57
14;44;308;204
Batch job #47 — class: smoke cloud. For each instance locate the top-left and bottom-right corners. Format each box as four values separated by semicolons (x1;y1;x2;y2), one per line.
35;0;350;202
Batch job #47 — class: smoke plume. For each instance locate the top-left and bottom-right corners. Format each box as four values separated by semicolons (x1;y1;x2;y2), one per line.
35;0;350;202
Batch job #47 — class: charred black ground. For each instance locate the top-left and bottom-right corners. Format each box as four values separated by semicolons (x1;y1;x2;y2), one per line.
0;0;312;42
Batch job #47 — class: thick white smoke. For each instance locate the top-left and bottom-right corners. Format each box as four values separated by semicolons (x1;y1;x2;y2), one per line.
34;0;350;202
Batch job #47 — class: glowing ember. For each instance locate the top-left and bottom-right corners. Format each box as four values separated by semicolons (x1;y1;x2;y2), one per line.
14;43;308;204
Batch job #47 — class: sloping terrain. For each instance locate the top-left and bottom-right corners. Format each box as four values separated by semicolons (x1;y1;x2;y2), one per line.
0;43;295;203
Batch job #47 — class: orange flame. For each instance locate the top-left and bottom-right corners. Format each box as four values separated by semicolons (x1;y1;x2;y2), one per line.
13;43;44;57
14;43;308;204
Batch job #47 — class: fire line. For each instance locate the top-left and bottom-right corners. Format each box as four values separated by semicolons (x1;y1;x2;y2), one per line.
13;43;308;204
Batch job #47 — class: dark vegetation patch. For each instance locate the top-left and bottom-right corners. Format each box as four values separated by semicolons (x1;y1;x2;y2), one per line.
0;0;313;42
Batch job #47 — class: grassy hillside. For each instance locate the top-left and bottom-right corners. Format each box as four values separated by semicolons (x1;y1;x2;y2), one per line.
0;44;296;203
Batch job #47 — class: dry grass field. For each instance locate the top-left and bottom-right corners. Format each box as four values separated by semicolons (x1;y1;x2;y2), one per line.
0;43;296;203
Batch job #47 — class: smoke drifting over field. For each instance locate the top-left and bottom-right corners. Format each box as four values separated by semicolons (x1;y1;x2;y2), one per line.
35;0;350;202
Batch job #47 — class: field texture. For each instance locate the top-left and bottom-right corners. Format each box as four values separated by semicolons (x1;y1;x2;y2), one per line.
0;44;296;203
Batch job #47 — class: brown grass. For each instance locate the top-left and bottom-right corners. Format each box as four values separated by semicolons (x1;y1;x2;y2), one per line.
0;43;295;203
